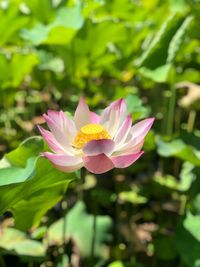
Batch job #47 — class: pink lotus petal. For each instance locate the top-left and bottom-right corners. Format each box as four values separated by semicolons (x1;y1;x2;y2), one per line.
43;152;83;172
83;139;115;156
100;99;127;137
114;114;132;145
90;112;100;124
131;118;155;141
83;154;114;174
74;97;90;130
47;110;77;142
100;99;126;124
38;126;66;154
113;140;144;156
43;114;73;152
111;151;144;168
115;117;154;152
55;163;83;172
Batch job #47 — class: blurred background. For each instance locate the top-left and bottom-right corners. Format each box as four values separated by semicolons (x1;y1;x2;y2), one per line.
0;0;200;266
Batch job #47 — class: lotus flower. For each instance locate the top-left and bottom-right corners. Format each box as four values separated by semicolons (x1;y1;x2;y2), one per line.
38;98;154;174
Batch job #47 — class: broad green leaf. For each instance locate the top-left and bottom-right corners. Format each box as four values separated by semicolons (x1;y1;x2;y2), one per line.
12;182;69;230
0;137;76;230
24;0;55;23
139;64;171;83
0;7;29;45
156;138;200;166
0;157;37;186
137;14;184;68
167;16;193;63
176;213;200;266
6;136;44;167
137;14;192;82
0;228;46;257
48;201;112;258
20;23;50;46
125;94;150;120
20;4;84;45
52;5;84;29
179;162;196;191
0;157;75;230
0;137;43;186
184;212;200;242
0;53;39;89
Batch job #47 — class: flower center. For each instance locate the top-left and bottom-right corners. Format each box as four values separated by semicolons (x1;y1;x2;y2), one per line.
73;123;111;149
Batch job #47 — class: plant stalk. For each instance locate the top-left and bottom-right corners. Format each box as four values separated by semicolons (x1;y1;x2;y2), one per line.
167;85;176;136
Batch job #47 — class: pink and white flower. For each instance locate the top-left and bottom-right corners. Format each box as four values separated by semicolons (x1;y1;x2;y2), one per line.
38;98;154;174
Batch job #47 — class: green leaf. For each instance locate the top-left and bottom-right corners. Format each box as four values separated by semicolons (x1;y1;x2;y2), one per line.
176;213;200;266
20;23;50;46
179;162;197;191
0;157;75;230
0;228;46;257
12;182;70;230
184;212;200;242
139;64;171;83
6;136;44;167
167;16;193;63
0;53;39;89
0;137;43;186
156;138;200;166
0;157;37;186
48;201;112;258
137;14;192;82
0;7;29;45
0;137;76;230
20;4;84;45
125;94;150;120
52;5;84;30
137;14;184;68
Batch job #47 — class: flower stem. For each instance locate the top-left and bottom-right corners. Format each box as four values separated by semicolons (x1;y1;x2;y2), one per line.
0;255;6;267
91;212;97;265
167;85;176;136
78;168;84;201
62;195;68;267
115;179;121;245
187;110;196;133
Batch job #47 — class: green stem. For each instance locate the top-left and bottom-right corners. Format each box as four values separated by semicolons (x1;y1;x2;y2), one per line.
91;213;97;265
62;197;68;267
0;255;6;267
167;85;176;136
115;180;121;245
78;168;84;201
187;110;196;133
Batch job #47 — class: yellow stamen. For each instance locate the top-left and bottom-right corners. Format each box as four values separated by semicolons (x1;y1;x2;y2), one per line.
73;124;111;149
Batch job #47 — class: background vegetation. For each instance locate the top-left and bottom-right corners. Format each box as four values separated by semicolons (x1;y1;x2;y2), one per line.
0;0;200;266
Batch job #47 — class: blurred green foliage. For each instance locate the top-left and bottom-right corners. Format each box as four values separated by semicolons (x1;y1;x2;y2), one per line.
0;0;200;266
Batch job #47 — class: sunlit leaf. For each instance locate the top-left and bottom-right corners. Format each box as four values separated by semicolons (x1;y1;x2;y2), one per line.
176;213;200;266
0;228;46;257
48;201;112;258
